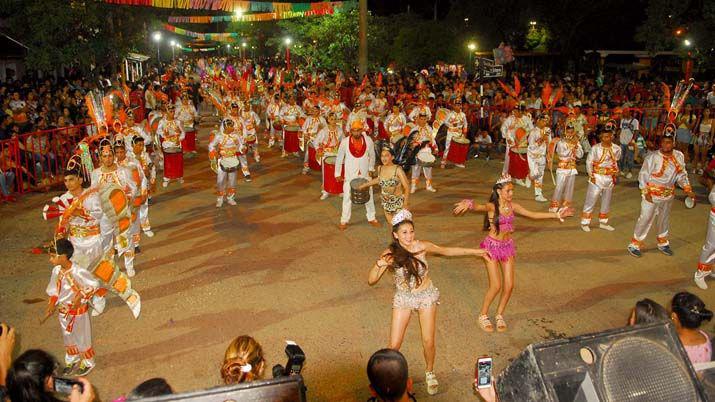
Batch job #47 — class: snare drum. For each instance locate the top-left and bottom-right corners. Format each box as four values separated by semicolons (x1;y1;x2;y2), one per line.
350;178;370;205
181;128;197;153
244;134;257;145
416;147;436;167
447;136;470;165
307;145;321;171
323;156;344;195
163;147;184;179
220;156;239;172
284;125;300;153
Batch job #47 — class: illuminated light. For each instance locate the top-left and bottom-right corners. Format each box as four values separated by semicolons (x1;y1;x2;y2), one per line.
152;32;161;42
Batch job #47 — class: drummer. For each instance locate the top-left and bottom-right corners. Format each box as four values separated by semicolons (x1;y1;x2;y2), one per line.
301;105;327;175
266;93;283;148
315;112;344;200
209;118;245;207
410;112;438;194
156;103;186;188
279;95;305;158
368;89;389;138
384;102;407;144
335;120;380;230
440;100;468;169
240;103;262;164
175;93;199;156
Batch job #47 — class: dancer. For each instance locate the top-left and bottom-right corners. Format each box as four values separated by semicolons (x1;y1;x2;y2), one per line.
549;122;583;213
130;136;155;234
694;185;715;289
581;121;621;232
335;120;379;230
501;105;533;187
45;238;99;376
368;209;489;395
357;146;410;225
156;103;186;188
628;124;695;257
114;139;148;253
453;174;566;332
440;101;468;169
209;118;245;207
409;112;438;193
527;114;551;202
240;104;262;163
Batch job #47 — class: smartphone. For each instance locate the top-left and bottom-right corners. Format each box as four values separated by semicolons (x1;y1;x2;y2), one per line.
475;357;493;389
53;377;83;395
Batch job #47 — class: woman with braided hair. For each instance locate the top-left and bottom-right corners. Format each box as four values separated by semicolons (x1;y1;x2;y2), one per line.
221;335;266;385
368;209;489;395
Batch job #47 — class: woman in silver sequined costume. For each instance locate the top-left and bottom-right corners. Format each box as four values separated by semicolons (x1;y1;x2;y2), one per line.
368;209;489;396
358;146;410;225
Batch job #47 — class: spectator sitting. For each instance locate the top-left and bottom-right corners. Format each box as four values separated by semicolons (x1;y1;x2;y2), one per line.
125;378;173;400
671;291;714;367
473;130;493;160
221;335;266;385
367;349;414;402
627;298;669;325
6;349;94;402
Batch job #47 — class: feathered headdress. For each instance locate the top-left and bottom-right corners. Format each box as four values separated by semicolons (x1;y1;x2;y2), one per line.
497;75;522;101
540;82;563;111
203;88;227;116
661;79;694;124
85;91;110;135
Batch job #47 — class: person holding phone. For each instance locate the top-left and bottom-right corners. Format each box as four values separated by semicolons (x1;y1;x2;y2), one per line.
368;209;490;395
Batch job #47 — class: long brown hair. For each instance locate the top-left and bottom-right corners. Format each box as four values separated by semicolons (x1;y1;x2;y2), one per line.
221;335;265;385
483;183;505;234
387;220;426;288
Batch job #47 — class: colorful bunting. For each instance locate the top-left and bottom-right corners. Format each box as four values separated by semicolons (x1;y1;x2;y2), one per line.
164;24;242;41
167;3;351;23
104;0;356;13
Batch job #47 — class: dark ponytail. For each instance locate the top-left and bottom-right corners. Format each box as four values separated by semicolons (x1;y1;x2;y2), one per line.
672;291;713;329
483;183;503;234
387;220;426;288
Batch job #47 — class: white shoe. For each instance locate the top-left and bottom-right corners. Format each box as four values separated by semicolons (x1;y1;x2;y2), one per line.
320;192;329;200
302;167;310;175
626;172;632;179
216;197;224;208
143;230;154;238
126;267;136;278
226;197;237;206
410;184;416;194
425;371;439;395
581;225;591;232
514;178;526;187
162;180;169;188
255;155;261;163
599;223;615;231
281;151;287;158
455;164;466;168
426;185;437;192
179;178;185;184
695;271;710;290
525;178;531;188
535;194;548;202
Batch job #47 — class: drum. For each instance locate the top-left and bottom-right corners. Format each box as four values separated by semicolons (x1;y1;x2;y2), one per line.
307;145;321;171
378;121;389;140
350;178;370;205
163;147;184;179
220;156;239;172
322;156;344;195
272;121;283;131
244;133;257;145
366;118;375;134
447;137;470;164
284;125;300;153
181;128;197;153
416;147;436;167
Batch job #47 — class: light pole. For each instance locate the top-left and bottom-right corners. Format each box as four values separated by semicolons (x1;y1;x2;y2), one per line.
242;41;247;60
152;31;162;72
170;40;176;59
284;37;292;69
684;39;694;80
468;42;477;69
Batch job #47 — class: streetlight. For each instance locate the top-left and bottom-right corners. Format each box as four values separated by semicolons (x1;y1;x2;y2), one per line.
152;31;162;69
529;21;537;26
241;41;247;59
467;42;477;68
683;39;694;80
235;8;243;19
684;39;692;47
284;37;292;68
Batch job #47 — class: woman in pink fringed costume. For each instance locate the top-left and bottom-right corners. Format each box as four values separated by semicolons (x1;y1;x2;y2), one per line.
454;174;568;333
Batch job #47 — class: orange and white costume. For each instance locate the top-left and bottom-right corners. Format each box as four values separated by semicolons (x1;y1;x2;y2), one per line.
581;142;621;228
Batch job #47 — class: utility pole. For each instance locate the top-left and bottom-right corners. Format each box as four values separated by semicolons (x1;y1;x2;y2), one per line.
358;0;368;76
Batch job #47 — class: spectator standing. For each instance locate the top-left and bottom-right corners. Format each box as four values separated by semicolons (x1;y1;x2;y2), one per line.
618;108;639;179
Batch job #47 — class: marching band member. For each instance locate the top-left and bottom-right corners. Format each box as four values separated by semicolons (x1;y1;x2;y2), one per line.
240;104;262;163
45;239;99;376
209;118;245;207
581;121;621;232
410;112;438;194
175;94;200;156
114;139;148;253
408;97;432;122
527;114;551;202
301;106;327;174
549;122;583;213
156;103;186;187
91;139;139;277
279;95;305;158
335;120;379;230
694;186;715;289
368;89;388;137
628;124;695;257
384;102;407;141
440;100;468;169
501;105;534;187
315;112;344;200
347;99;370;133
265;93;283;147
130;136;155;237
120;112;152;149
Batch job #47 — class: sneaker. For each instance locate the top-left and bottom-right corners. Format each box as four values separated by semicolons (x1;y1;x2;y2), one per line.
514;178;526;187
485;155;490;161
627;244;642;258
75;361;95;376
143;230;154;238
619;171;625;177
581;225;591;232
626;172;633;179
162;180;169;188
473;153;479;159
535;194;548;202
302;167;310;175
695;271;710;290
426;185;437;192
599;223;615;231
320;192;329;200
226;197;237;206
216;198;224;208
126;267;136;278
455;163;466;168
179;178;185;184
425;371;439;395
440;162;446;169
410;184;416;194
244;175;252;182
658;245;673;256
62;362;79;376
525;178;531;188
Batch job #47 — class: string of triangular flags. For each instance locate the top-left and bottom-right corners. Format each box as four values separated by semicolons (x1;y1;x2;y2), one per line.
103;0;356;13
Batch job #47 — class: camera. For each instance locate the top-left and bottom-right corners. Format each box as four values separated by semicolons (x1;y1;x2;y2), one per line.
272;341;305;378
53;377;83;395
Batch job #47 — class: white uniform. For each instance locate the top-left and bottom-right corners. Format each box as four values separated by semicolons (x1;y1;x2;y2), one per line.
335;133;376;224
368;97;388;135
441;110;468;163
550;137;583;212
384;112;407;138
581;143;621;226
131;148;154;233
174;101;199;129
279;104;305;155
156;118;186;150
631;150;691;249
409;123;437;189
209;128;245;201
59;189;104;269
301;115;327;168
117;156;147;248
315;125;344;197
695;188;715;283
527;126;551;197
408;104;432;122
46;263;99;367
240;110;262;162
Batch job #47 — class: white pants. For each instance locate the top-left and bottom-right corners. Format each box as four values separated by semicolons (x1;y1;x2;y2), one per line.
528;156;546;194
551;170;576;210
217;168;238;198
139;200;151;232
411;165;433;182
442;131;461;162
698;212;715;271
581;181;613;225
632;197;673;247
59;309;94;366
340;178;376;224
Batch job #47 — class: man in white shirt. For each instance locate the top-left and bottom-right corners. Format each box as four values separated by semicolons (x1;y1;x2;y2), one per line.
618;108;639;179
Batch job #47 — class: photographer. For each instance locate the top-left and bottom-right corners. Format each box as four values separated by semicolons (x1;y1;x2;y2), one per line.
367;349;414;402
221;336;266;385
